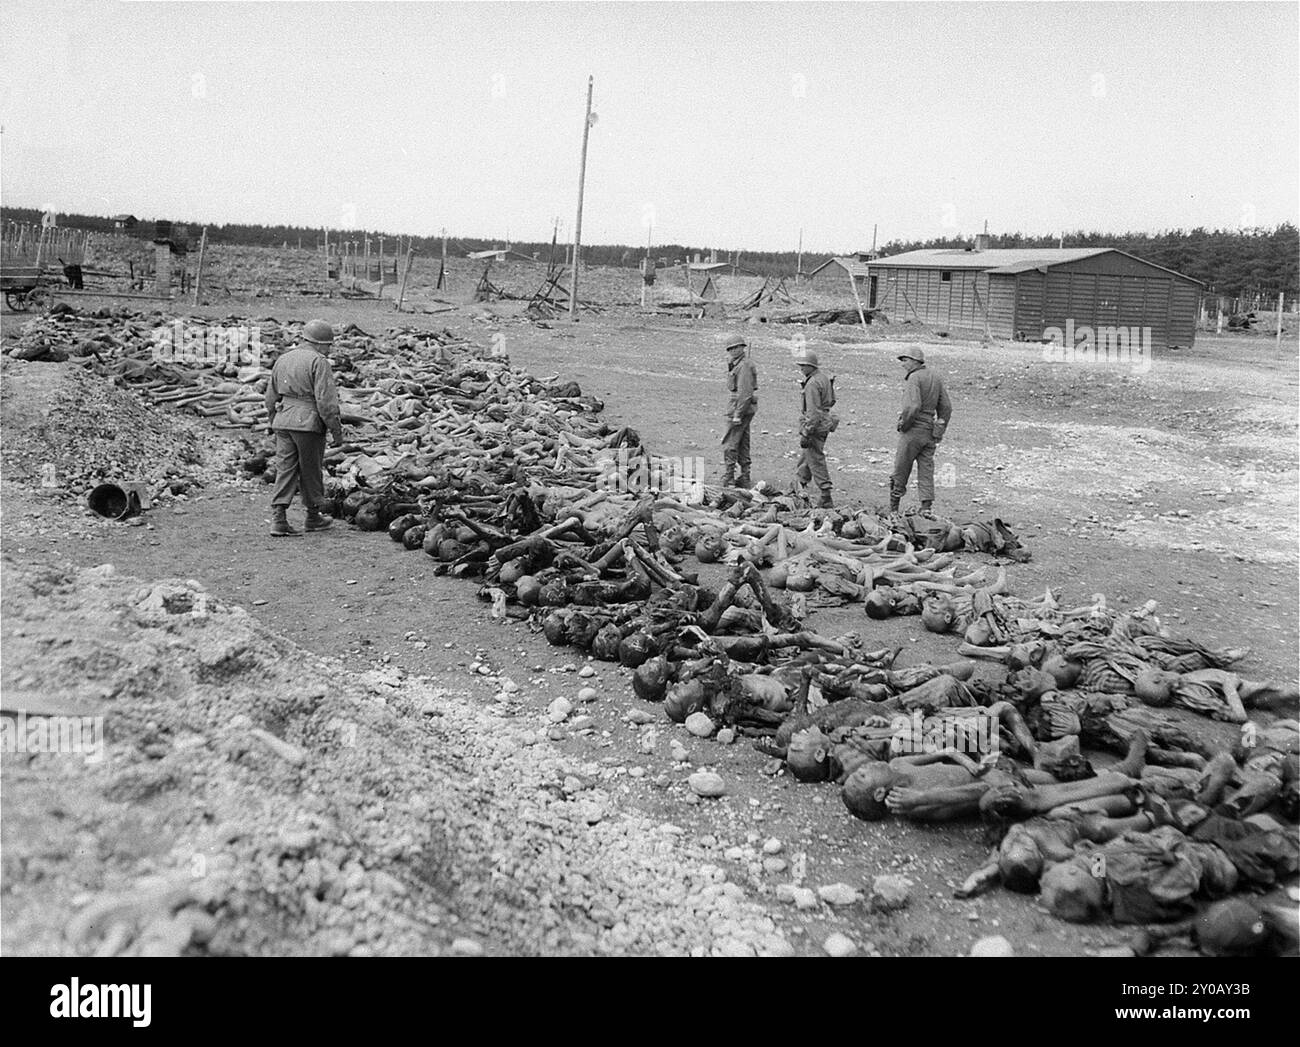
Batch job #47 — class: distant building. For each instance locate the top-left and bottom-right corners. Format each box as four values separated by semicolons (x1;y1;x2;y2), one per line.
806;253;874;290
112;214;137;230
866;241;1202;346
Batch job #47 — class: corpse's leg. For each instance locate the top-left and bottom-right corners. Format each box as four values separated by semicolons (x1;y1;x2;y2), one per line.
1071;810;1154;842
1000;772;1140;818
989;701;1039;761
1045;794;1136;818
1111;729;1150;778
1194;751;1238;806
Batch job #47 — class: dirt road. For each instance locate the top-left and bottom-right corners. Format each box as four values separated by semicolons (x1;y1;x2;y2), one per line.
2;291;1296;956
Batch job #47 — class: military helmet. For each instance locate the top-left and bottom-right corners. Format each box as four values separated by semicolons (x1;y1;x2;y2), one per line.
302;319;335;345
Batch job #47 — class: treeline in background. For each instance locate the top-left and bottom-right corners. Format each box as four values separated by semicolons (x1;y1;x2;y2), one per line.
2;205;1294;300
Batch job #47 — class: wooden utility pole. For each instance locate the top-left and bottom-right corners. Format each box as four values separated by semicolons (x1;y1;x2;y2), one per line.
192;227;208;305
396;247;416;311
438;228;448;290
796;228;803;283
641;219;652;310
569;75;594;322
849;265;870;334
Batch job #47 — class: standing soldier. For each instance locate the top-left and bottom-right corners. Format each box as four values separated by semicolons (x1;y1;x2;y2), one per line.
891;347;952;515
795;348;838;508
720;331;758;488
264;319;344;536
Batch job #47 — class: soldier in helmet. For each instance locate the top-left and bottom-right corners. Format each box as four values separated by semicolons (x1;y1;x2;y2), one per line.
795;348;838;508
720;331;758;488
263;318;345;536
891;346;952;515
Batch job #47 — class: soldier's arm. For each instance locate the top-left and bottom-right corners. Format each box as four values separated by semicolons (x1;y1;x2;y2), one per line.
804;378;832;433
933;380;952;439
263;367;279;427
734;362;757;415
312;356;344;442
898;374;921;431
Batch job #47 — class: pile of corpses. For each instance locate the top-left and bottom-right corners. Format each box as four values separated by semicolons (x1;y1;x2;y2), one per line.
311;359;1296;956
43;310;1298;955
321;347;1296;958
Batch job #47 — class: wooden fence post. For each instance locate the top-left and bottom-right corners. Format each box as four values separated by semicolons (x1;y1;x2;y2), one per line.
192;227;208;305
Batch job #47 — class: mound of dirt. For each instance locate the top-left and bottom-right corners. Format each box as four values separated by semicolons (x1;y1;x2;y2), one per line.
0;357;243;499
0;560;794;956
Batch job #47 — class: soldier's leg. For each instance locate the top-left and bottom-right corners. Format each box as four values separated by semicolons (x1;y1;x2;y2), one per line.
295;429;327;512
270;430;302;536
736;416;753;486
721;421;741;484
890;429;923;508
917;434;937;507
271;430;301;507
810;435;832;493
794;444;811;491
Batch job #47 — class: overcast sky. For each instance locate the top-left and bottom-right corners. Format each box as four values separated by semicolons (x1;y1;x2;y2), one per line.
2;1;1296;253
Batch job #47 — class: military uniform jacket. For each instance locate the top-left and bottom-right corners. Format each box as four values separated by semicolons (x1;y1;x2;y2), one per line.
800;369;837;436
264;346;343;438
726;354;758;418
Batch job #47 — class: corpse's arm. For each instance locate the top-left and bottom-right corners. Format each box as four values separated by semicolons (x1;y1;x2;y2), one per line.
954;856;1001;898
886;780;990;815
893;748;982;775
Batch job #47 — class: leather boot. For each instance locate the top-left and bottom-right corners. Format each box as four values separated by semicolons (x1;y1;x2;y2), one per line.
270;507;300;537
889;497;900;513
736;471;752;489
816;491;834;509
305;507;334;532
919;500;934;519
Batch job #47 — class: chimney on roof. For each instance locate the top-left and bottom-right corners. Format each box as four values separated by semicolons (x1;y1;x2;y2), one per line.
975;221;991;252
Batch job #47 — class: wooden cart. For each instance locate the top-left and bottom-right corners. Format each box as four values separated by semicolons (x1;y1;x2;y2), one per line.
1;265;47;311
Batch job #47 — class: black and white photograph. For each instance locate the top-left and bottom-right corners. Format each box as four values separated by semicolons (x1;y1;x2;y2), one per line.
0;0;1297;1017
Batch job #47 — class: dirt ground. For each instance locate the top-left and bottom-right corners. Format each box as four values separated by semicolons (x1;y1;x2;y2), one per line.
2;277;1297;957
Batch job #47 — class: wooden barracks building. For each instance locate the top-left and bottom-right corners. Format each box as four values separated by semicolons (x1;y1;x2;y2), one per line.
865;236;1202;347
